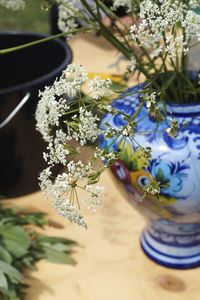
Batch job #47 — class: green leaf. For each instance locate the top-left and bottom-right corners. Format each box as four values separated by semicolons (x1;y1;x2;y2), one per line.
37;235;77;246
0;226;31;258
0;260;23;282
156;168;165;182
42;242;72;252
110;81;126;92
0;271;8;291
42;245;76;265
130;160;138;171
20;212;47;227
0;245;12;264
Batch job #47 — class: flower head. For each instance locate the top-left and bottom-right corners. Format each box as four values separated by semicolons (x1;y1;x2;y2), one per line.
0;0;25;10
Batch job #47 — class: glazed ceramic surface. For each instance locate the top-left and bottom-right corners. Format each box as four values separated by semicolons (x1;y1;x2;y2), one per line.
99;84;200;269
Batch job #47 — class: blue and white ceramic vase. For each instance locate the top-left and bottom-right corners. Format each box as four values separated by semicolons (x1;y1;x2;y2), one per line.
100;84;200;269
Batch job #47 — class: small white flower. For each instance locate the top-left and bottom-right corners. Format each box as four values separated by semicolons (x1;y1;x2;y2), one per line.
57;0;79;37
35;64;88;142
88;76;112;100
166;35;188;58
38;167;53;193
0;0;25;10
128;56;137;72
53;195;87;228
69;107;100;145
84;185;105;211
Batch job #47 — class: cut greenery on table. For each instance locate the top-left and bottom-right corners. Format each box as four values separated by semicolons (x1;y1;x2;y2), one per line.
0;205;77;300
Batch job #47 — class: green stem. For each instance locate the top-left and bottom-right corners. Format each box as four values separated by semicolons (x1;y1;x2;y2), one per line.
0;28;92;55
79;0;150;78
130;98;145;121
95;0;133;51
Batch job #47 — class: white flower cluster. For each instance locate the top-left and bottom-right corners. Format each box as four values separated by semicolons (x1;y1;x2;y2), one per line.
35;64;87;142
39;161;105;228
166;35;188;58
36;64;115;228
43;130;70;165
56;0;79;36
130;19;152;46
64;63;88;96
84;185;105;211
130;0;200;59
56;0;106;34
69;107;100;145
0;0;25;10
183;9;200;41
35;86;69;143
40;168;88;228
88;76;112;100
128;56;137;72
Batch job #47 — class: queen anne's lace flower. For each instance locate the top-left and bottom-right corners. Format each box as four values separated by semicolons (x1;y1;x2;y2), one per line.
0;0;25;10
84;185;105;211
35;64;88;142
35;64;112;228
183;10;200;41
56;0;79;36
39;167;53;193
130;0;199;59
68;107;100;146
53;195;87;228
166;35;188;58
35;86;69;142
88;76;112;100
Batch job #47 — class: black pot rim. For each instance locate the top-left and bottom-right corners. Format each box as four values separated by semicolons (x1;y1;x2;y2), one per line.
0;31;73;95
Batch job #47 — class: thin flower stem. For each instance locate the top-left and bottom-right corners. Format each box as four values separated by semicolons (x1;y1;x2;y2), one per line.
0;28;93;55
74;187;81;210
79;0;150;79
130;98;145;121
95;0;133;51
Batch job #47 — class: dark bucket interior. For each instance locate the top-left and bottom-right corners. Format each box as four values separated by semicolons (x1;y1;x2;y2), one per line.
0;32;72;198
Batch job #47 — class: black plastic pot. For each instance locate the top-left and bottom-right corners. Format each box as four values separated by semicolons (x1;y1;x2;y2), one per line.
0;32;72;198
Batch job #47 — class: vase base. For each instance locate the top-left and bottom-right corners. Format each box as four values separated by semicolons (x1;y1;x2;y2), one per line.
140;229;200;269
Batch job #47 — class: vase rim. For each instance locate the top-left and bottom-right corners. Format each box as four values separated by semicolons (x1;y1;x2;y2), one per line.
166;102;200;114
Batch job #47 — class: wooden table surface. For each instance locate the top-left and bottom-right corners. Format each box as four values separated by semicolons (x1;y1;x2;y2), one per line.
12;33;200;300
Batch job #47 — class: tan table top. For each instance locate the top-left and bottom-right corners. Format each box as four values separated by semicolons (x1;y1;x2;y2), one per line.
11;33;200;300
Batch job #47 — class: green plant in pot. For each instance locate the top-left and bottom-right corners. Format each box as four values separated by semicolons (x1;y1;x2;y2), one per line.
2;0;200;269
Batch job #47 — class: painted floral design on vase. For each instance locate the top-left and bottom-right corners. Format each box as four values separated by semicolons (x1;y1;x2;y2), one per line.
99;84;200;269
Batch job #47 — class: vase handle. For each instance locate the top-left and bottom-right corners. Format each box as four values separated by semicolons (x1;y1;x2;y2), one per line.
0;92;31;129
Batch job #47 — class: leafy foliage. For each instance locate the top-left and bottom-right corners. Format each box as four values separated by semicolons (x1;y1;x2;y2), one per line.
0;205;77;300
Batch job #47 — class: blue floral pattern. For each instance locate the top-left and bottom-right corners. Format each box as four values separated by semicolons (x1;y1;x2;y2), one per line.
100;84;200;218
149;159;190;199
